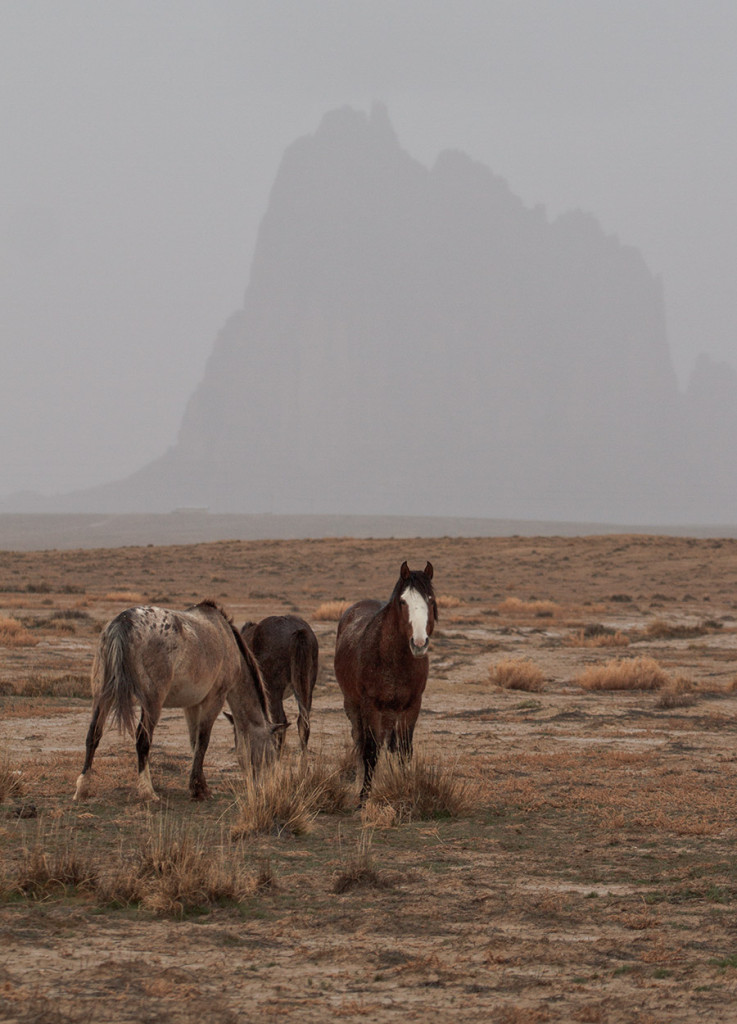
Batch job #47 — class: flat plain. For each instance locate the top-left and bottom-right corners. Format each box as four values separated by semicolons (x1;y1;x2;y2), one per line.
2;533;737;1023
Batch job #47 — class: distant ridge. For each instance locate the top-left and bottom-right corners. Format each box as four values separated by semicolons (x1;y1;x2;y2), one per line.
7;104;737;524
1;513;736;552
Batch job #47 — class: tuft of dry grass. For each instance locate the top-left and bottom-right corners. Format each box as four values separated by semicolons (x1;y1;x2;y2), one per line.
99;815;260;917
576;656;672;692
313;600;351;621
497;597;560;619
332;828;390;893
14;672;90;698
0;616;38;648
643;618;722;640
11;824;98;900
436;594;465;609
566;623;630;648
655;675;697;709
230;752;353;839
489;657;546;692
0;754;23;803
363;749;477;825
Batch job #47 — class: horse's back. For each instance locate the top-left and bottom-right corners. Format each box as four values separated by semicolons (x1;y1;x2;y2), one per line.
243;615;318;691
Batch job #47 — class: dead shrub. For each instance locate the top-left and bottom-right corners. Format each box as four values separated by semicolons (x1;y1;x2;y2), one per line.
230;753;351;839
437;594;465;609
0;616;37;648
576;656;672;692
489;657;545;692
363;749;476;825
313;600;351;621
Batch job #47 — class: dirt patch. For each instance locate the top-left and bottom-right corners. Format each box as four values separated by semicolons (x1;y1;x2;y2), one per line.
2;535;737;1022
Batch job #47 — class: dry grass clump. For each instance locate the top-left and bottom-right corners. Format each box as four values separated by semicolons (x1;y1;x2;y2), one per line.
313;600;351;621
655;675;697;709
363;749;476;825
497;597;560;619
0;754;23;803
332;829;390;893
0;616;38;648
230;753;352;839
576;656;672;692
11;825;98;901
643;618;722;640
437;594;465;609
567;623;630;648
100;815;260;917
489;657;546;692
14;672;89;698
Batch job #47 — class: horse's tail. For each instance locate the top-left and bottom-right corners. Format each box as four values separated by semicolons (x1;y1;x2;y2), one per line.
95;612;142;737
290;628;317;749
290;629;315;714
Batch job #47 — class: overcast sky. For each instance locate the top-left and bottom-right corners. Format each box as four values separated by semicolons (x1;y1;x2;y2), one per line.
2;1;736;498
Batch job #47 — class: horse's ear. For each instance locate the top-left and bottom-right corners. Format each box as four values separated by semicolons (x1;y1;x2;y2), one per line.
400;561;410;580
424;561;434;580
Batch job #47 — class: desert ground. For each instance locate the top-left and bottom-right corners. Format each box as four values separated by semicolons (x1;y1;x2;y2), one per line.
2;533;737;1023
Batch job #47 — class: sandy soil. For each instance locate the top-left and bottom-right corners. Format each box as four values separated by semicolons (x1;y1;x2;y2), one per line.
2;534;737;1023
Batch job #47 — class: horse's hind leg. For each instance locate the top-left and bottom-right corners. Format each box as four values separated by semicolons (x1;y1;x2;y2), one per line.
73;702;107;801
135;706;162;801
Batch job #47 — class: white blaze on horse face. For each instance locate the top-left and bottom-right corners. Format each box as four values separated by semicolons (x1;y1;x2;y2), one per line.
402;586;431;653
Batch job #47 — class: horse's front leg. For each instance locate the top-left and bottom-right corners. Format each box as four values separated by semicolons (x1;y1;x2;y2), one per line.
187;694;226;800
394;706;420;765
359;728;379;802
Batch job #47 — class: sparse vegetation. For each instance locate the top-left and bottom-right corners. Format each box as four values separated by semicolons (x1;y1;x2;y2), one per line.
497;597;560;618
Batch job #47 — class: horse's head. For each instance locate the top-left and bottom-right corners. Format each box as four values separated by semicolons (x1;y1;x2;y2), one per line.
397;560;437;658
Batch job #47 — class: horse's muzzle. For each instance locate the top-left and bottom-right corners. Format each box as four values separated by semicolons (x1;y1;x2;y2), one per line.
410;638;430;657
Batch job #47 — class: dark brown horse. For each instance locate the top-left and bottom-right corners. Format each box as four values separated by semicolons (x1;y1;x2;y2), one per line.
73;600;279;803
240;615;319;752
334;561;437;798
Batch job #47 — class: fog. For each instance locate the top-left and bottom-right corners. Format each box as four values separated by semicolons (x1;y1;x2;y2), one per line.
2;1;736;502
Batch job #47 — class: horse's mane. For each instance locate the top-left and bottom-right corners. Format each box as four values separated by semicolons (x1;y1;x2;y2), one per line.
194;600;269;715
391;568;438;620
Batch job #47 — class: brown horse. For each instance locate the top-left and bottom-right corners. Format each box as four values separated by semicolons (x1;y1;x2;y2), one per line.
73;600;279;803
240;615;319;752
334;561;437;799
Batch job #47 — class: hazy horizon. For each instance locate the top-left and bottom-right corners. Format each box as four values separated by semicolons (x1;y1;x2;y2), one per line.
3;2;736;505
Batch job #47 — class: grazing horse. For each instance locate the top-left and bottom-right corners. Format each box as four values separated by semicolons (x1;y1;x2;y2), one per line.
334;561;437;799
73;600;279;803
240;615;319;752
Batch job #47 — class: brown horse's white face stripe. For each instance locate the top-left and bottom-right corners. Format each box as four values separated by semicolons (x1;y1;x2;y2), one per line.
401;586;433;657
